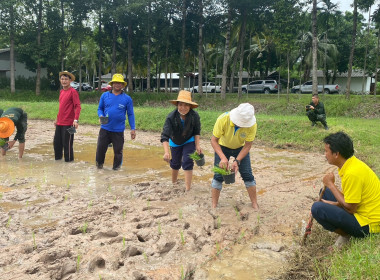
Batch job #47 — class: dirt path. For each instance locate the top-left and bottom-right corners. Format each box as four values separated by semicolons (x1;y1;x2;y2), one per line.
0;120;337;280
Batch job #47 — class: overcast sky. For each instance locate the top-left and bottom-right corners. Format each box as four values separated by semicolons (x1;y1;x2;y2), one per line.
329;0;378;20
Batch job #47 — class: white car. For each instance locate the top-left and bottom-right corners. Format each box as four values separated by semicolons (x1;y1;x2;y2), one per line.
190;82;221;93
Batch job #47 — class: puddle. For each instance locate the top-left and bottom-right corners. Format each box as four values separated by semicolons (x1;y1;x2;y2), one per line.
206;237;287;279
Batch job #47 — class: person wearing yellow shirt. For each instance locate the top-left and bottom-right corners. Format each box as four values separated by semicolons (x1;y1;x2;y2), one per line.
311;132;380;247
210;103;259;210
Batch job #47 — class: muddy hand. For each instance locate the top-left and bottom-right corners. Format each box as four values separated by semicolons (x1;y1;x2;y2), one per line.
163;152;170;163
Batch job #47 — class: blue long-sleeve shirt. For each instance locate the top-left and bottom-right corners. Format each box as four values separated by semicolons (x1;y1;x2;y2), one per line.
97;91;136;132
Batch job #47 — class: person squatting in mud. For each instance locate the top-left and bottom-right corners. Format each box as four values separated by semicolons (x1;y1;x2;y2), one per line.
210;103;259;210
161;90;202;191
53;71;82;162
96;74;136;170
311;131;380;248
0;107;28;159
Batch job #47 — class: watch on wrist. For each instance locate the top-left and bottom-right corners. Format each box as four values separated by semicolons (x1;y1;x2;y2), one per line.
234;159;240;166
74;120;78;123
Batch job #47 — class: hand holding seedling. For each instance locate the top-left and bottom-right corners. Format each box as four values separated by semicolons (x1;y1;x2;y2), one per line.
218;157;229;170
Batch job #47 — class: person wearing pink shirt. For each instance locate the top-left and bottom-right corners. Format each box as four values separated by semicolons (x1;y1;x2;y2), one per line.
53;71;81;162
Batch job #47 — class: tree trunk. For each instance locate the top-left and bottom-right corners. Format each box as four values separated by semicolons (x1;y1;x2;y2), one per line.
287;51;290;102
147;1;151;92
229;50;239;94
374;31;379;96
345;0;358;99
237;10;247;99
79;39;82;93
97;7;103;93
361;8;371;94
311;0;318;95
180;0;187;89
221;6;232;99
60;0;65;71
10;4;15;93
35;0;42;96
198;0;204;95
128;19;133;93
111;22;117;75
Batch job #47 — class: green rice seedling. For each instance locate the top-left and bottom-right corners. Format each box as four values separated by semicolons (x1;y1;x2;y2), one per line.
234;206;241;220
76;254;81;271
43;174;47;183
36;183;41;192
237;230;246;244
122;237;125;248
216;242;222;255
179;209;183;220
217;217;221;229
147;200;150;209
188;151;202;161
6;216;11;228
143;252;149;263
32;231;36;250
81;222;88;234
180;265;185;280
130;191;134;199
107;184;111;192
114;195;117;202
122;210;126;220
88;200;93;208
211;166;232;175
26;200;29;206
0;193;3;200
180;231;185;245
64;195;68;201
158;222;162;235
99;275;102;280
66;179;71;189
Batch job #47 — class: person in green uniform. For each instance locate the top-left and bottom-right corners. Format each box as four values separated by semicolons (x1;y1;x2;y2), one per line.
306;94;329;130
0;108;28;158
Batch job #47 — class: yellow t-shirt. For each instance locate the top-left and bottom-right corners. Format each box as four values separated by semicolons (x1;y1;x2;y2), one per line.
339;156;380;233
212;112;257;149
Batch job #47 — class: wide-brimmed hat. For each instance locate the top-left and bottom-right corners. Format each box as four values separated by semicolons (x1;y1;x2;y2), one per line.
229;103;256;128
169;90;198;108
0;117;15;138
59;71;75;81
109;74;127;87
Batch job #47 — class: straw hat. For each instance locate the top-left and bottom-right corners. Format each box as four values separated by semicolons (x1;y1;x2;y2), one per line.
229;103;256;128
59;71;75;81
0;117;15;138
169;90;198;108
108;74;127;87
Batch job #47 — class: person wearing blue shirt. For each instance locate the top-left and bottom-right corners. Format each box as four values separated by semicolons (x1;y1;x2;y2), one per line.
96;74;136;170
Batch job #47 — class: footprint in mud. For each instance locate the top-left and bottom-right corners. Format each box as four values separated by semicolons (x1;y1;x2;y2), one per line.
88;256;106;273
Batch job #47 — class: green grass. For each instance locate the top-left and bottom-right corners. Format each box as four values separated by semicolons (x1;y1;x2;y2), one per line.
321;234;380;279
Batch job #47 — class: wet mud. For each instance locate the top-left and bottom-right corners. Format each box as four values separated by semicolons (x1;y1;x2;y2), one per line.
0;120;337;280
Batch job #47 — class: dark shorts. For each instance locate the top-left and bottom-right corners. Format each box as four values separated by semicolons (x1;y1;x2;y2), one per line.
170;141;195;171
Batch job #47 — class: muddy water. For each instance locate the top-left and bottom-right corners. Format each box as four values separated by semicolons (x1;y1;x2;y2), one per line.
0;124;331;279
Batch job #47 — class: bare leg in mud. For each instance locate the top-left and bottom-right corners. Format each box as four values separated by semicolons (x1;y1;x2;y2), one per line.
184;170;192;191
247;186;259;210
212;188;221;208
172;169;179;184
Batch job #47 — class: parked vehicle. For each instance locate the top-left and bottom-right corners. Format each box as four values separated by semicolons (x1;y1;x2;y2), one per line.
82;83;93;91
241;80;278;94
70;81;94;91
190;82;221;93
291;81;340;94
95;83;112;92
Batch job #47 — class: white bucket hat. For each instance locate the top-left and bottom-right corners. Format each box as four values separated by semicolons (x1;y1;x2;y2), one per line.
229;103;256;128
